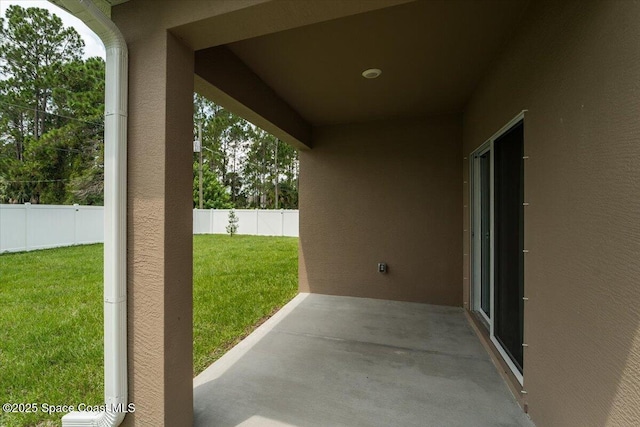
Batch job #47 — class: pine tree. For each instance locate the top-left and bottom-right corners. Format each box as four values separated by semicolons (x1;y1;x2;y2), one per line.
0;6;105;204
226;210;239;237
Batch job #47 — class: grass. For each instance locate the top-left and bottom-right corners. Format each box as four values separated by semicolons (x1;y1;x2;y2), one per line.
192;235;298;372
0;235;298;427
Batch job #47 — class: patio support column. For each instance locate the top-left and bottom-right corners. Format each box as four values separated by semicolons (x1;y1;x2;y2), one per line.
117;26;194;427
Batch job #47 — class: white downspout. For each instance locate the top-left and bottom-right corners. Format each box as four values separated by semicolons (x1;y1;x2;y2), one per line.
52;1;128;426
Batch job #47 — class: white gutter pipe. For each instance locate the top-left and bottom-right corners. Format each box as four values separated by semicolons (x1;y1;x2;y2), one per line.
50;1;129;426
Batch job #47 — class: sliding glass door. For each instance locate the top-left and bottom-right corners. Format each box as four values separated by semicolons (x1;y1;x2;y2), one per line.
471;115;525;383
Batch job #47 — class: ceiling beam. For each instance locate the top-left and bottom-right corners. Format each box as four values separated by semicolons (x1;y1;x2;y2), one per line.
195;46;312;150
173;0;415;51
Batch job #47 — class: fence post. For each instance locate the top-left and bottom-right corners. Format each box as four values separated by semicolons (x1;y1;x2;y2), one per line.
281;209;284;236
73;204;79;245
24;202;31;251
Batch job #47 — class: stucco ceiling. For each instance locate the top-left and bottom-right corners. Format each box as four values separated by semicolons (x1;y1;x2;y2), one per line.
225;0;529;126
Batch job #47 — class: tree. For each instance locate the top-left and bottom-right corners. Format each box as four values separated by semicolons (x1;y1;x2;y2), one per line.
243;128;274;208
191;93;299;210
0;6;84;143
226;209;239;236
273;139;299;209
193;93;250;208
243;128;299;209
0;6;104;205
192;160;232;209
62;58;107;205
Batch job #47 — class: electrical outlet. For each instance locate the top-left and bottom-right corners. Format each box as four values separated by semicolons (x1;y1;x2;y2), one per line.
378;263;387;273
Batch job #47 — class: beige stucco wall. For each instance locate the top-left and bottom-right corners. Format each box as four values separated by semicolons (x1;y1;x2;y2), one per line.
113;5;195;427
106;0;640;424
107;1;432;425
299;116;462;305
463;1;640;426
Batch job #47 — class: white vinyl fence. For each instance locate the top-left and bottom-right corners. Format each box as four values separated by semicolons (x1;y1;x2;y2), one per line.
0;203;104;253
0;204;298;253
193;209;299;237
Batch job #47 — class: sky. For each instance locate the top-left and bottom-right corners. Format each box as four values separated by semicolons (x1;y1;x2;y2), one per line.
0;0;106;59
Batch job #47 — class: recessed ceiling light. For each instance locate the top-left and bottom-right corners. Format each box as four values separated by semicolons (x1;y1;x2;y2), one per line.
362;68;382;79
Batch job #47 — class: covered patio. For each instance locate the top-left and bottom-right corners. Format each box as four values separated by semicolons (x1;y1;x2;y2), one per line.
193;294;533;427
50;0;640;425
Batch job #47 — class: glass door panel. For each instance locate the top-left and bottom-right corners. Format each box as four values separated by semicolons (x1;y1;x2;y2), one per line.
493;120;524;373
479;152;491;318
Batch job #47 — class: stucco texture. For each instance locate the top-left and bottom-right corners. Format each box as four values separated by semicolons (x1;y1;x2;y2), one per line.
299;116;462;306
107;0;640;425
113;5;195;425
463;1;640;426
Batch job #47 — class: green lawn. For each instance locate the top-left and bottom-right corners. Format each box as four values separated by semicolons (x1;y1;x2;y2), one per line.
0;235;298;427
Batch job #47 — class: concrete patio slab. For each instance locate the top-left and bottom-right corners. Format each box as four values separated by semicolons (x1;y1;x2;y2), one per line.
194;293;535;427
